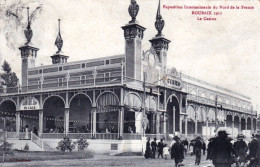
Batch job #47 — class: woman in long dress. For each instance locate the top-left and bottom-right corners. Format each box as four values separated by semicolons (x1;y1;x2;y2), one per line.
144;137;152;159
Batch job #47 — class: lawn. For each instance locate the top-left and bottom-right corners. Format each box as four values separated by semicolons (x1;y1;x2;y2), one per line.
0;150;93;163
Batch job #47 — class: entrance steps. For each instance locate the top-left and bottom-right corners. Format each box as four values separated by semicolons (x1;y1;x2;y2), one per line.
7;139;42;151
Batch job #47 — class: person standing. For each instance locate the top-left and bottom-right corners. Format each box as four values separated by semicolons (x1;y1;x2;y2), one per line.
157;139;164;158
194;136;203;165
210;130;238;167
202;140;206;155
181;138;189;155
25;124;29;139
171;136;184;167
206;137;216;160
163;144;170;160
234;134;248;165
144;137;152;159
247;133;259;166
170;137;176;159
151;138;157;158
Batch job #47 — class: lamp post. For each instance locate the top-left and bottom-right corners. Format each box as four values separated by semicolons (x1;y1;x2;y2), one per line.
142;72;147;138
214;95;223;133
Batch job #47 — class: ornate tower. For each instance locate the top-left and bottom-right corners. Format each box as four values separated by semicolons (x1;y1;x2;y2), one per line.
121;0;146;80
149;0;170;76
19;7;39;87
51;19;69;64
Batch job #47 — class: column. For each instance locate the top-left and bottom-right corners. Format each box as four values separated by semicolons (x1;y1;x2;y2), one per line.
179;115;183;134
239;117;241;133
251;117;254;133
185;115;188;137
163;112;167;138
16;112;20;137
64;108;69;135
38;110;43;137
206;117;209;139
156;113;160;134
173;107;175;135
92;107;97;138
119;106;124;140
245;118;247;130
232;115;234;138
195;113;198;135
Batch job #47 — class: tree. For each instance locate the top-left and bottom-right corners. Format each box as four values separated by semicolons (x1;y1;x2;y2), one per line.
74;135;89;152
0;60;19;87
56;136;75;152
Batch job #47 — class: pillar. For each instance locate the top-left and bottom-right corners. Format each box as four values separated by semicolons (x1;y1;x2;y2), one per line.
185;115;188;137
156;113;160;134
232;115;234;138
206;117;209;139
195;113;198;135
39;110;43;137
119;106;124;139
64;108;69;135
92;107;97;138
239;117;241;133
251;117;254;133
16;112;20;137
163;112;167;138
173;107;175;135
179;115;183;134
245;118;247;130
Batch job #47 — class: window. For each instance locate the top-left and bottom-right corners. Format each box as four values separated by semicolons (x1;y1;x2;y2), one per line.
59;67;63;71
81;75;86;84
38;81;41;89
105;73;110;82
58;78;63;87
105;60;110;65
82;63;85;68
39;69;42;74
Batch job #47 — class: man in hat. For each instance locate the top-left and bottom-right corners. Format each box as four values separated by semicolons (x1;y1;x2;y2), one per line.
170;136;177;159
234;134;248;164
157;138;164;158
171;136;184;167
247;132;260;166
181;138;189;155
151;138;157;158
194;136;203;165
210;130;238;167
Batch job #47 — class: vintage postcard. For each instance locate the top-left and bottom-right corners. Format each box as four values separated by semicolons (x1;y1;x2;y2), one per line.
0;0;259;166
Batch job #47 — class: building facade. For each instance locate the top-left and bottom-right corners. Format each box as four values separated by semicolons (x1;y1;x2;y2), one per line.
0;0;257;141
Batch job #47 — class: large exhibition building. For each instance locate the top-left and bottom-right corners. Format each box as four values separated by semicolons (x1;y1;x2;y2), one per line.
0;0;257;152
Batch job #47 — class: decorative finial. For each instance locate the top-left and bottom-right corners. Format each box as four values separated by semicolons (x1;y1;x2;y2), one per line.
55;19;63;54
128;0;139;23
155;0;165;37
24;7;33;45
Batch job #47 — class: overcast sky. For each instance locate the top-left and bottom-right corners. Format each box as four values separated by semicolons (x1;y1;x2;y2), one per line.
0;0;260;113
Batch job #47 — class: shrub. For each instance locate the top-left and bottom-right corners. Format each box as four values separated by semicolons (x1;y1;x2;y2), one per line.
74;135;89;152
0;138;13;155
24;143;29;151
56;136;75;152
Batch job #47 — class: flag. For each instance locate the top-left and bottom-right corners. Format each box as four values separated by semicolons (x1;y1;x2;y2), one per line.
55;32;63;53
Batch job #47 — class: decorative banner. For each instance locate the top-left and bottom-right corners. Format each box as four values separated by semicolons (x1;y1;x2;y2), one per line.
20;97;40;110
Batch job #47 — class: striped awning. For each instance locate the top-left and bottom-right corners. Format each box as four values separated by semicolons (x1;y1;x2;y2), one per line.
187;105;195;121
145;96;157;113
124;93;142;111
97;92;119;113
197;107;207;122
208;109;216;122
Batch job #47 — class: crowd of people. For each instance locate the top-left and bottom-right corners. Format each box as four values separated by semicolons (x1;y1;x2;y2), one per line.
144;130;260;167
